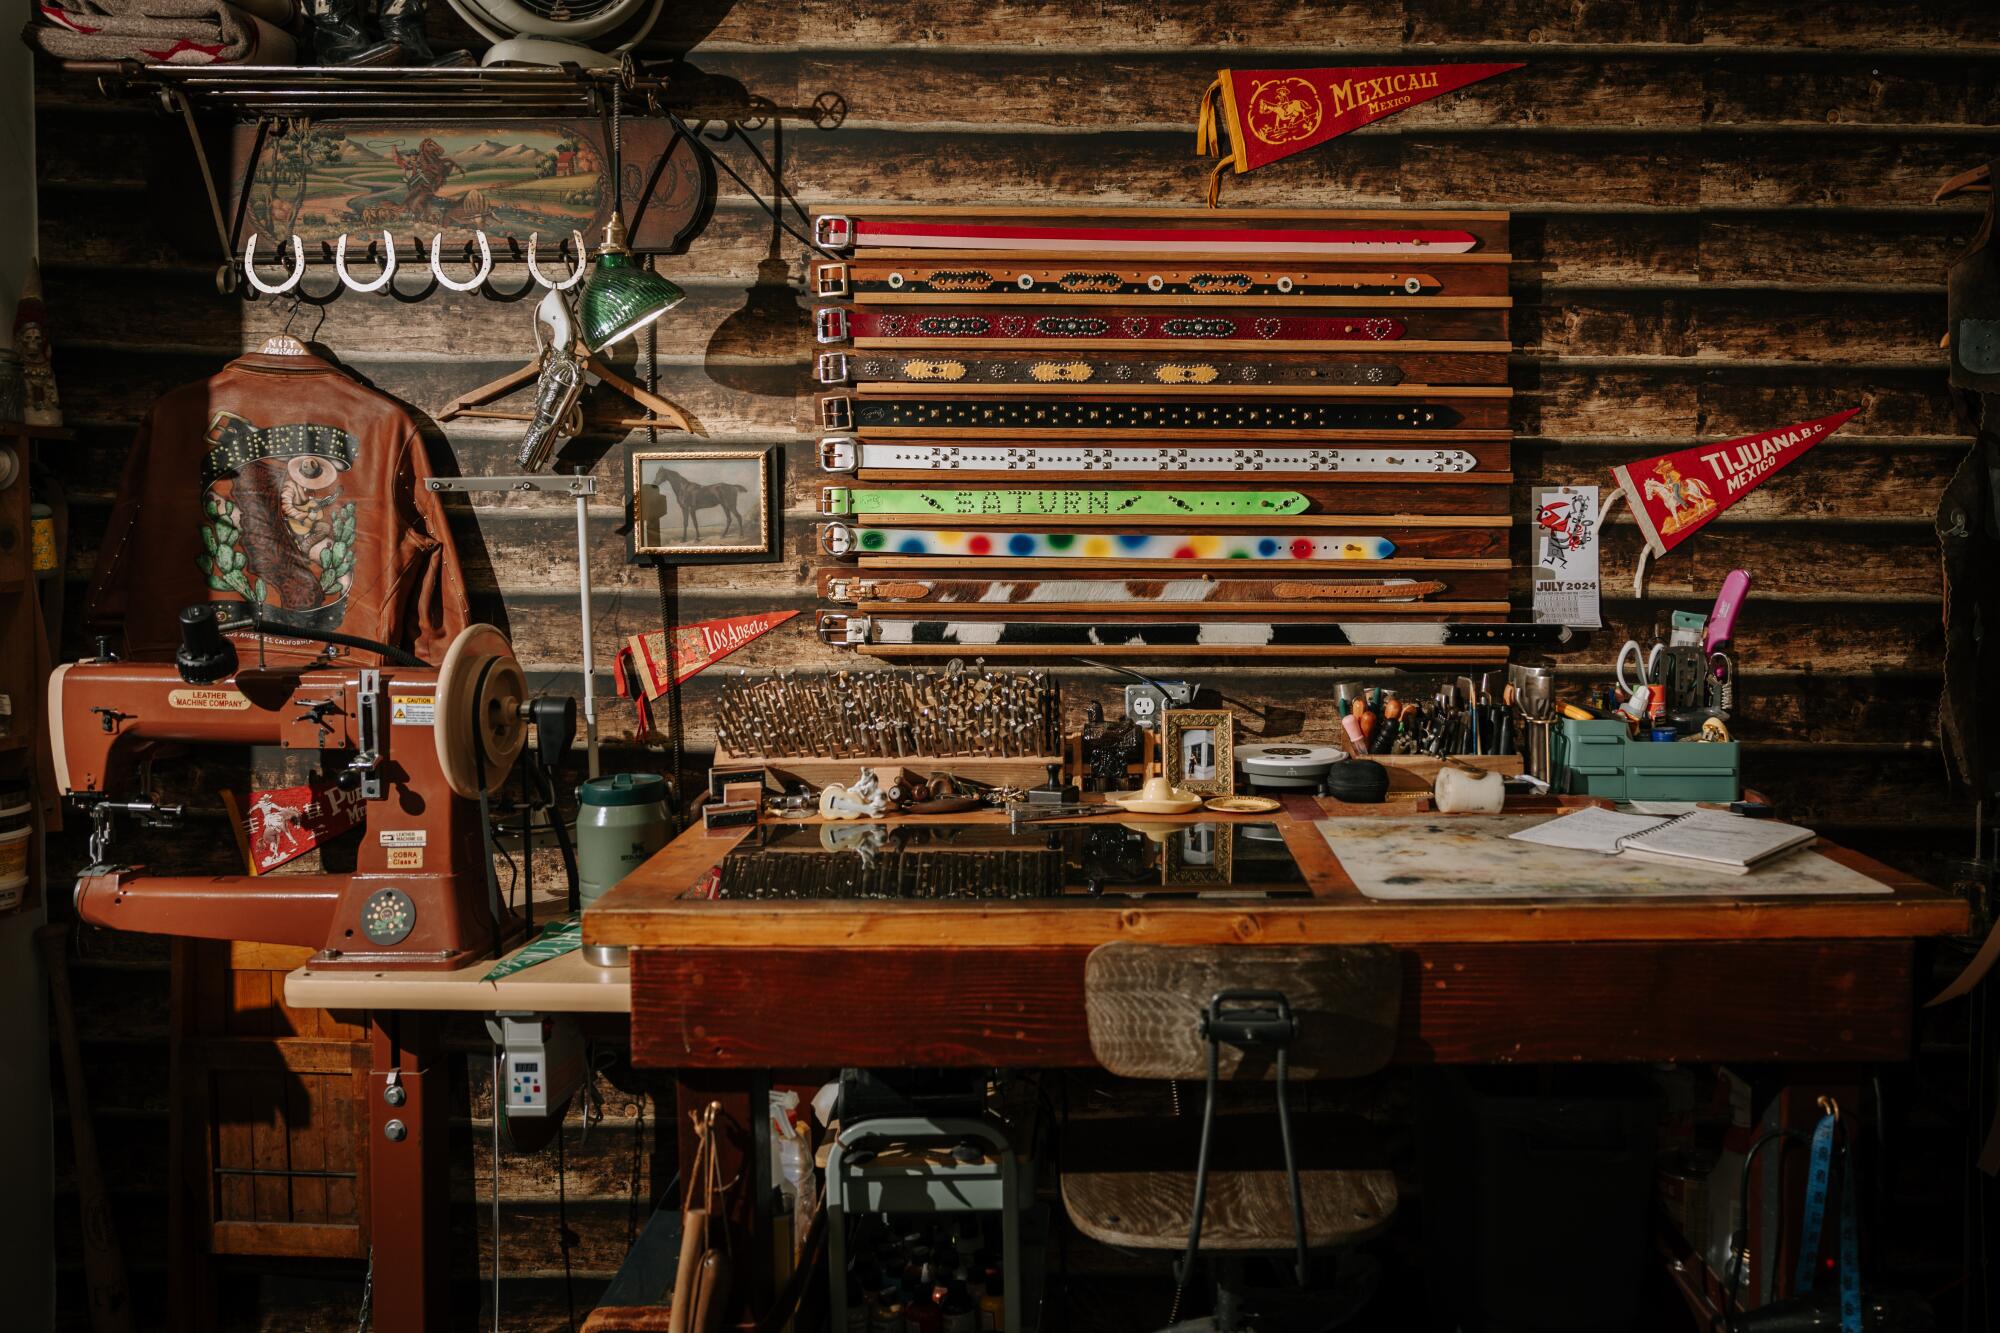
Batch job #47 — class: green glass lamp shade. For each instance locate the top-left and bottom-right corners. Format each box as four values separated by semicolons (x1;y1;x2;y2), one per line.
580;216;685;353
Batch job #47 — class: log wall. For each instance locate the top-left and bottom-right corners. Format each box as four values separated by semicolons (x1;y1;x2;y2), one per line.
33;2;2000;1326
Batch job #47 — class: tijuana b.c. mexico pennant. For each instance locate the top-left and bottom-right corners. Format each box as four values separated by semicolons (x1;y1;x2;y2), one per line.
1606;408;1860;595
1197;63;1523;205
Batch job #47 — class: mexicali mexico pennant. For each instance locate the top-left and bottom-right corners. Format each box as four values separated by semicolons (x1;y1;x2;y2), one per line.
1607;408;1859;594
1197;63;1523;205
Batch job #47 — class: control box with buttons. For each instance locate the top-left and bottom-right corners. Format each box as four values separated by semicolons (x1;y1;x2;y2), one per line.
485;1013;585;1120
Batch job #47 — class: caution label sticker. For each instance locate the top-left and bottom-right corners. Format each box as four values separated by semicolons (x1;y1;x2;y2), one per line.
390;695;436;726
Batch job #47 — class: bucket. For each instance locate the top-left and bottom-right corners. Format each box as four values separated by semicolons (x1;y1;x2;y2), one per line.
0;822;30;913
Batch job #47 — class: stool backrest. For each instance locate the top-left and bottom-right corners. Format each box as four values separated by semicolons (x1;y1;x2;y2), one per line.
1084;943;1400;1081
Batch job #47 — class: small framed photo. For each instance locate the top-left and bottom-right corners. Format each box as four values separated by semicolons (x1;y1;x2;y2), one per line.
629;446;780;563
1164;709;1234;798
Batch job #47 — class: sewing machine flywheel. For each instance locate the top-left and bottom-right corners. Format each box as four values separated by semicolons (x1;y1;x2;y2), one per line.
433;623;530;799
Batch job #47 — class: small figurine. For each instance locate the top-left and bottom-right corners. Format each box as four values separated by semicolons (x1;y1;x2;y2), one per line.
1080;702;1143;793
14;261;60;428
819;768;890;821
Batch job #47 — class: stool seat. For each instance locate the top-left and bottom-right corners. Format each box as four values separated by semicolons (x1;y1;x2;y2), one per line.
1064;1163;1397;1252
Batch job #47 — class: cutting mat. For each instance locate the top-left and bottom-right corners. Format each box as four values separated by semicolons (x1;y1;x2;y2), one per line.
1316;814;1892;900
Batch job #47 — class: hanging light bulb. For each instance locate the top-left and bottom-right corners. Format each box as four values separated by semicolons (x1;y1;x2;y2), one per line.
578;212;686;354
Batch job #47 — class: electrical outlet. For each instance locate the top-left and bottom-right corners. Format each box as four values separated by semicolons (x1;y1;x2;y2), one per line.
1123;680;1198;730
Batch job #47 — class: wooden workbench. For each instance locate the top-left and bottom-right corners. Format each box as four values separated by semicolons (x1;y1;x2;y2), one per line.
584;798;1968;1069
277;798;1968;1329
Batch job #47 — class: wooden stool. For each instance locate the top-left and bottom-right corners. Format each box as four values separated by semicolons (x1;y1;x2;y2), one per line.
1062;944;1402;1331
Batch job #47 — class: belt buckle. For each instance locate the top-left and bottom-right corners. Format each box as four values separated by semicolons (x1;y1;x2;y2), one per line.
817;487;852;516
814;307;850;344
814;262;850;298
826;577;865;603
818;436;858;472
815;350;851;384
817;394;854;430
813;215;854;251
815;612;868;646
816;521;857;557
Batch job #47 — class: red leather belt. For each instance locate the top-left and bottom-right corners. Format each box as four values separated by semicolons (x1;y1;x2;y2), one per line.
819;306;1405;345
813;215;1479;255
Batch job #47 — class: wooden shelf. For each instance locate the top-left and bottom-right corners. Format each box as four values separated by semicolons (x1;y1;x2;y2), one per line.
58;60;678;121
0;422;71;440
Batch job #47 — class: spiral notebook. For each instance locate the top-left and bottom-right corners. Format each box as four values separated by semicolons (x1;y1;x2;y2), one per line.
1507;806;1818;875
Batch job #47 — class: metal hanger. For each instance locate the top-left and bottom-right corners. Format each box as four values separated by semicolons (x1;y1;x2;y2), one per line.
259;297;321;355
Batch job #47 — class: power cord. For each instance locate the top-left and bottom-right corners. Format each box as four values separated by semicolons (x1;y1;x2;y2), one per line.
1727;1126;1812;1328
661;109;839;260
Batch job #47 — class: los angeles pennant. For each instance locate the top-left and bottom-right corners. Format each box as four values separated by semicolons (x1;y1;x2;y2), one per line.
1609;408;1860;593
1196;63;1523;205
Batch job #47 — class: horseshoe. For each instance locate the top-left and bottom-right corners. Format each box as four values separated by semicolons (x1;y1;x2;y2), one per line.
526;231;588;290
429;230;493;292
334;231;398;293
242;233;305;295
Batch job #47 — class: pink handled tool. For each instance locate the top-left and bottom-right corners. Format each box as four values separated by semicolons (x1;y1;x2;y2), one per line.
1704;569;1751;670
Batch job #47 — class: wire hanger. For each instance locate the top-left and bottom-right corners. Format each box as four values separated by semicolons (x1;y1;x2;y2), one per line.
259;295;321;355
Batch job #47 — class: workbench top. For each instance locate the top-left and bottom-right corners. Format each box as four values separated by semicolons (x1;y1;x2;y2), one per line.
583;798;1969;951
285;941;631;1014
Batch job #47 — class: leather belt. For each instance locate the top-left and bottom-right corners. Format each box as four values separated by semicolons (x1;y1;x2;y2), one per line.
818;523;1394;561
817;439;1480;474
823;576;1455;608
816;350;1402;388
822;394;1459;433
818;306;1404;344
813;259;1441;299
818;487;1310;517
812;215;1480;255
818;613;1570;650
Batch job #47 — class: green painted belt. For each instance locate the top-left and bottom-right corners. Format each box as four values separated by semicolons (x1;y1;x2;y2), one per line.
819;487;1310;517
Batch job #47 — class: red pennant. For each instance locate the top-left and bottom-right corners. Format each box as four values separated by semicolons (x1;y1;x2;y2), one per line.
1199;63;1522;202
223;779;366;876
1613;409;1861;559
625;610;798;700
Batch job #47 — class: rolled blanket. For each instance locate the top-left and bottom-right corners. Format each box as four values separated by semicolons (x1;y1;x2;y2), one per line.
28;0;297;64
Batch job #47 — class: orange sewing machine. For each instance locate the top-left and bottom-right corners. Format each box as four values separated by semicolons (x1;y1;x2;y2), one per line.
49;604;530;969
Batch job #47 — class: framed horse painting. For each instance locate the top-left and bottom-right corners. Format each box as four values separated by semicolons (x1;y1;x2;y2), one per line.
628;446;781;564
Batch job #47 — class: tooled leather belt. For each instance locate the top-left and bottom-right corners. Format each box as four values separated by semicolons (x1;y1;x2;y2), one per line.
816;350;1402;388
817;439;1480;474
813;259;1442;299
812;215;1480;254
821;394;1458;433
819;524;1396;561
818;306;1404;344
817;613;1569;651
818;486;1310;517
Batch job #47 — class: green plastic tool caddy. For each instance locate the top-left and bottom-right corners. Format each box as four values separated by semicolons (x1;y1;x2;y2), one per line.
1552;719;1739;804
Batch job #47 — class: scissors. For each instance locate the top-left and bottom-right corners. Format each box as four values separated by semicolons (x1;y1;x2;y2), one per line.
1615;639;1662;698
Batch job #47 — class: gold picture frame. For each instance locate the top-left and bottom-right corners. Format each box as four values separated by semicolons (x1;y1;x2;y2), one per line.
628;446;780;563
1162;821;1235;888
1163;709;1234;798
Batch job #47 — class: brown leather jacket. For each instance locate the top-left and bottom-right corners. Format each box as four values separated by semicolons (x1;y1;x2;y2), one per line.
86;351;470;667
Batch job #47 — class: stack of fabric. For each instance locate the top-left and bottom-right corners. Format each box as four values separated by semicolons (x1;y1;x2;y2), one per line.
28;0;297;64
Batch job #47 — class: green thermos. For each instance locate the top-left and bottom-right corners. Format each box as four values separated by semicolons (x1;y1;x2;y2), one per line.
577;773;672;964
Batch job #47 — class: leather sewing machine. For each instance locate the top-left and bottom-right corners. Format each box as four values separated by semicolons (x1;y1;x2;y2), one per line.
49;605;531;969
